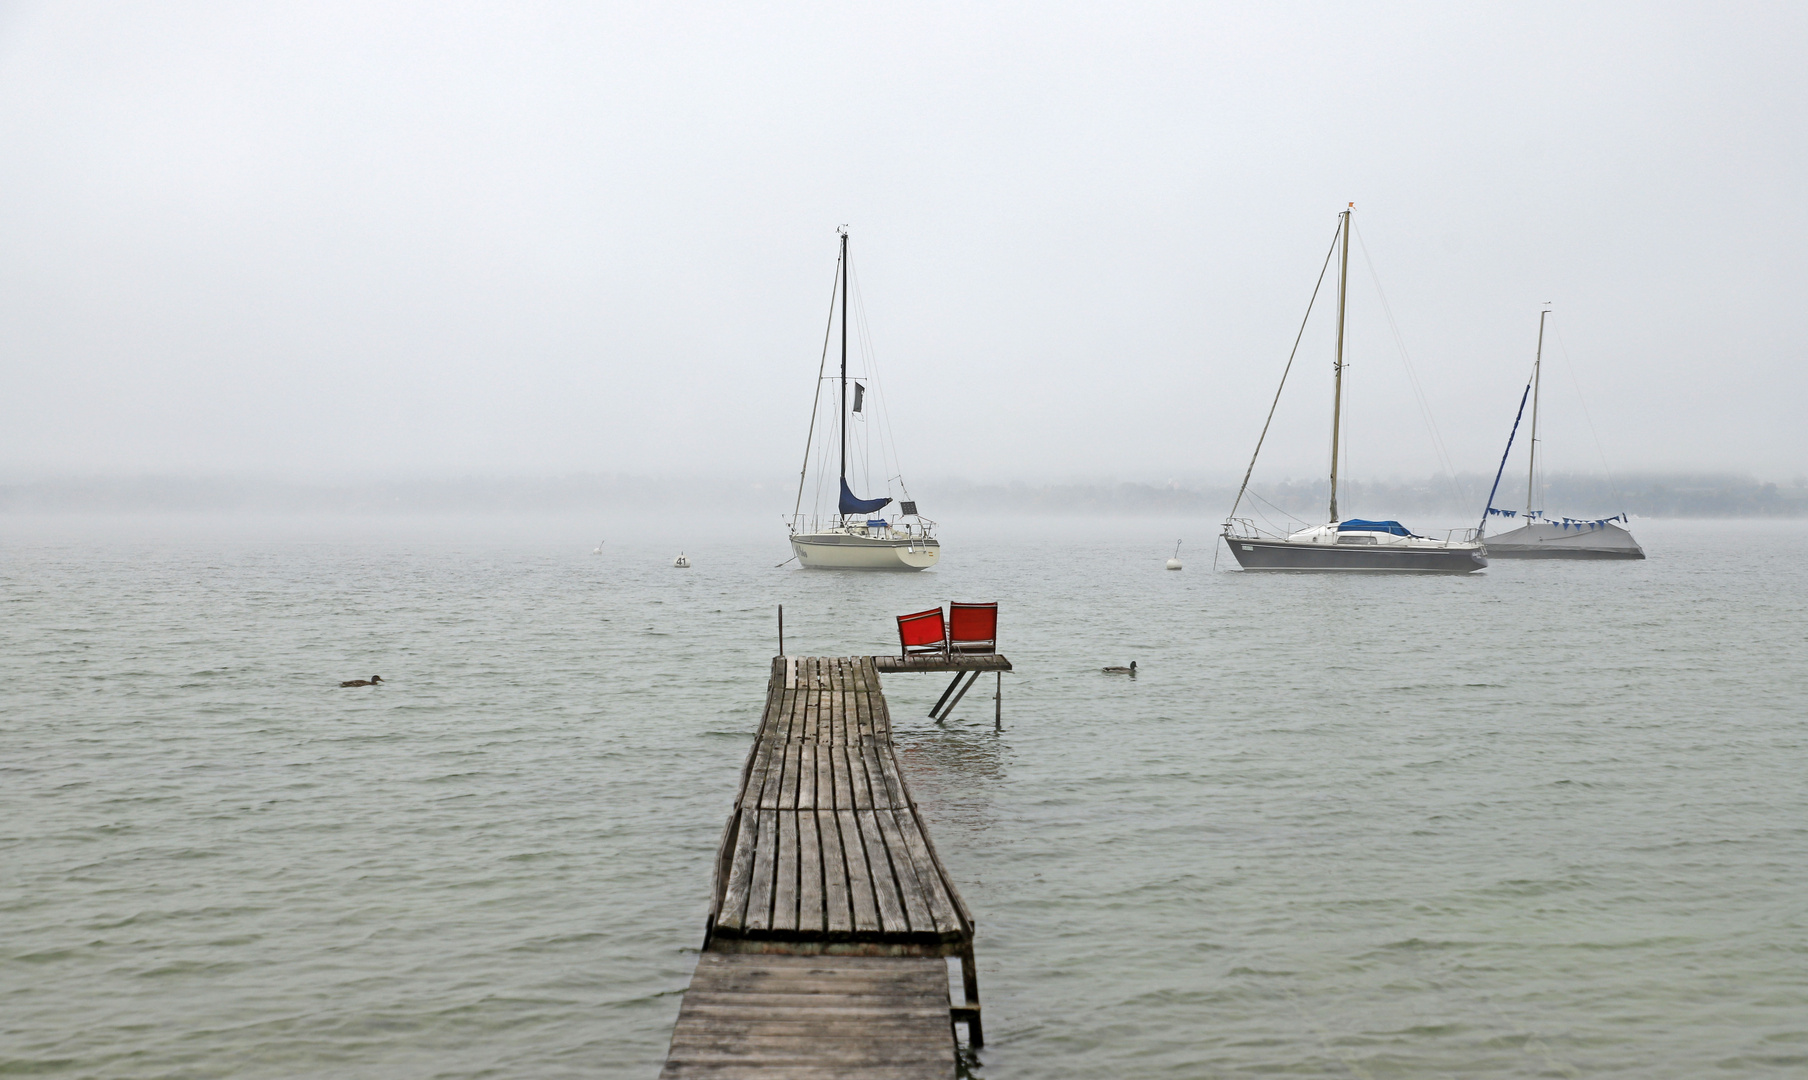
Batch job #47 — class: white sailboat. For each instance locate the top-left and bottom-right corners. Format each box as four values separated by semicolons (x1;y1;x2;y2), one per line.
1222;207;1488;573
788;228;940;571
1478;310;1644;559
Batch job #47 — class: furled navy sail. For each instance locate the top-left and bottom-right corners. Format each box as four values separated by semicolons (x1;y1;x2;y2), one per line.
838;479;892;516
1338;519;1414;537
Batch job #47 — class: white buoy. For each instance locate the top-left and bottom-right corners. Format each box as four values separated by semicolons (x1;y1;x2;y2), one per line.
592;540;605;554
673;552;691;568
1166;539;1183;570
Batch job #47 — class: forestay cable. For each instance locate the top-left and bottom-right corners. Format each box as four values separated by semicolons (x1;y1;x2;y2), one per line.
1226;221;1343;524
793;249;844;523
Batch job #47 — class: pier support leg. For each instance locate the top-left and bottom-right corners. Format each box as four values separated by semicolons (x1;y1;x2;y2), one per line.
994;671;1002;731
929;671;965;719
957;947;984;1047
932;671;981;723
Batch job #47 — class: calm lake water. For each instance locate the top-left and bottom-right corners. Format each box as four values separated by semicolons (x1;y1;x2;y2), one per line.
4;516;1805;1078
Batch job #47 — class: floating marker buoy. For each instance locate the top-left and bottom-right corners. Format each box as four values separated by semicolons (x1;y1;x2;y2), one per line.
1166;539;1183;570
674;552;691;568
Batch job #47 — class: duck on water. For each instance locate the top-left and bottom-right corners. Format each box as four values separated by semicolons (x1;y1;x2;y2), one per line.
340;675;383;687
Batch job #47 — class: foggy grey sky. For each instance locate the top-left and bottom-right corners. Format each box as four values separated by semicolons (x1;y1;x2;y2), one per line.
1;2;1804;488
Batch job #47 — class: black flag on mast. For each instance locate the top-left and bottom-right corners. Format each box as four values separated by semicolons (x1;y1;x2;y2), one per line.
852;383;865;414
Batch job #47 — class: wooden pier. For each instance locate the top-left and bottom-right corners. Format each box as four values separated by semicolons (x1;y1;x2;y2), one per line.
661;654;1009;1079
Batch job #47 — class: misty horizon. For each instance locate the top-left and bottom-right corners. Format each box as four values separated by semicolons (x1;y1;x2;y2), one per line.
6;469;1803;521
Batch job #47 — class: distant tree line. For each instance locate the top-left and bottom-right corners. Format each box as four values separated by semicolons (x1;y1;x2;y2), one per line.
2;471;1804;518
927;472;1808;519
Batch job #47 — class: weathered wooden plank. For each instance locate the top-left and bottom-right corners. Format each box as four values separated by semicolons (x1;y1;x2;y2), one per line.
778;670;803;742
872;744;910;810
874;808;932;934
858;809;908;935
838;808;881;933
757;741;783;810
714;809;758;933
745;809;779;932
677;985;954;1004
773;743;794;811
830;742;854;811
679;962;949;990
852;665;871;742
894;808;965;938
802;671;819;743
854;677;873;742
863;658;893;737
772;811;799;932
796;741;817;809
827;660;846;744
817;809;852;935
796;807;824;934
739;734;779;810
811;740;833;812
849;742;875;811
667;1030;951;1051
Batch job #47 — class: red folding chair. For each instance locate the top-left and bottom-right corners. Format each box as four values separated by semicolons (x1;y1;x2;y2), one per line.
948;601;998;654
896;607;948;657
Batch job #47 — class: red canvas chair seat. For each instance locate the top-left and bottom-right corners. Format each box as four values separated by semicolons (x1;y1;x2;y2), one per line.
897;607;948;656
948;601;997;654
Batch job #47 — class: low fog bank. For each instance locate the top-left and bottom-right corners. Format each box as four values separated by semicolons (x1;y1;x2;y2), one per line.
3;471;1806;520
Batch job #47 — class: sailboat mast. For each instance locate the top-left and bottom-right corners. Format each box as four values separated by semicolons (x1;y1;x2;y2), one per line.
1328;207;1351;522
1525;308;1547;518
838;227;849;516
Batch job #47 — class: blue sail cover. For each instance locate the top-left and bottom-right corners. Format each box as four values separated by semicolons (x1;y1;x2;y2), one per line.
1338;519;1414;536
839;479;892;515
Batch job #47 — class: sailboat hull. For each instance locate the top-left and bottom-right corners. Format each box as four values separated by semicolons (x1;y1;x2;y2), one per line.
791;533;940;571
1224;536;1488;573
1482;521;1644;559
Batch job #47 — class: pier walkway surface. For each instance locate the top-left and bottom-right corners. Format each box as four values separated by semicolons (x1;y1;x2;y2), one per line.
660;654;1008;1079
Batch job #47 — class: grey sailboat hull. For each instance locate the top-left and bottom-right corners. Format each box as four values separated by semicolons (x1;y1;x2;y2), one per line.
1224;536;1488;573
1481;521;1644;560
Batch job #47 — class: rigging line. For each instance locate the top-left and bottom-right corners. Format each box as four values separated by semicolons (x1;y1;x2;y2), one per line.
849;259;911;507
849;261;905;501
1240;485;1306;536
1245;486;1295;524
793;248;844;523
1550;320;1629;520
848;260;878;496
1226;220;1343;526
1351;222;1470;515
854;285;879;495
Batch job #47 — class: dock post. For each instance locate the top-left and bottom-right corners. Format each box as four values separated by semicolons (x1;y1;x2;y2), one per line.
994;670;1002;731
777;605;783;655
959;947;985;1047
